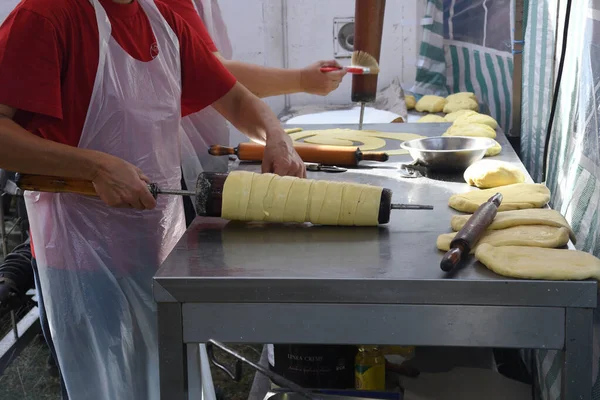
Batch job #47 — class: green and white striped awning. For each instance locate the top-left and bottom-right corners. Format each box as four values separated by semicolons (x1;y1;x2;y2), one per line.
411;0;514;132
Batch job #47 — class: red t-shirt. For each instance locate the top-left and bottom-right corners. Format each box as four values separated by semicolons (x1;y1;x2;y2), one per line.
164;0;219;52
0;0;237;258
0;0;236;147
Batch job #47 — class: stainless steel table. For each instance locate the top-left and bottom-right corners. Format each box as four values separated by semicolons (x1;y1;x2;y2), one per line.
154;123;596;400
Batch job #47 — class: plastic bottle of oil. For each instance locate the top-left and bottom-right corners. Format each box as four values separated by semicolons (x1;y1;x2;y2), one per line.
355;346;385;391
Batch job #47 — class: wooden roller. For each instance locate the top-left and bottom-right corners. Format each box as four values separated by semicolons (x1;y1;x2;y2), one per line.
16;173;433;225
351;0;386;103
208;142;389;167
440;193;503;272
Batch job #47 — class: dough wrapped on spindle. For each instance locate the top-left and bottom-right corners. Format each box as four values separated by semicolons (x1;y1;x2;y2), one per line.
221;171;383;226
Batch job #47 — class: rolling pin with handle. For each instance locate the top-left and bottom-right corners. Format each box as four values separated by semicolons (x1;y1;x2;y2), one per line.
208;142;388;167
440;193;503;272
16;172;433;225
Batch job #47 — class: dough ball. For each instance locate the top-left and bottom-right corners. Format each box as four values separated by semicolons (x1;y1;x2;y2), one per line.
475;244;600;281
446;92;477;102
417;114;447;123
445;110;478;122
463;160;526;189
444;123;497;139
415;95;447;113
453;113;498;129
405;95;416;110
437;225;570;253
485;140;502;157
448;183;550;213
443;98;480;114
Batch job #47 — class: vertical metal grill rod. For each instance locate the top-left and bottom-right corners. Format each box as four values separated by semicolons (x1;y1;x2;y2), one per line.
358;102;366;130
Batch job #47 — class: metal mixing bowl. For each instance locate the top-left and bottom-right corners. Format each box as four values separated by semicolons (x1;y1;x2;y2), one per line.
400;136;496;171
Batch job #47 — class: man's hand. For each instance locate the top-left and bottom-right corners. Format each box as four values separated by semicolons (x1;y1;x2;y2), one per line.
91;153;157;210
262;132;306;178
300;60;347;96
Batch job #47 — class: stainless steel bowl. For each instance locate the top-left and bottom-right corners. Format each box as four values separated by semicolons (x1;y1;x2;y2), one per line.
400;136;495;171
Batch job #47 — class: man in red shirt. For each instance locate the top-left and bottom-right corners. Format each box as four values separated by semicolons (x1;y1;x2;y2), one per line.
0;0;305;398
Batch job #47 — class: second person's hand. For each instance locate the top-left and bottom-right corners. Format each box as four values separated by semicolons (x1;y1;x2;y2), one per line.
91;152;157;210
300;60;347;96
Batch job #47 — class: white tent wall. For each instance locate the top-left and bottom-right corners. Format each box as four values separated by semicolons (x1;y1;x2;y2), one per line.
218;0;424;112
0;0;19;23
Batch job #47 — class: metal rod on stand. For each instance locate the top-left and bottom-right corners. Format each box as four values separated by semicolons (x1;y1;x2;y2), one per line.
358;102;366;130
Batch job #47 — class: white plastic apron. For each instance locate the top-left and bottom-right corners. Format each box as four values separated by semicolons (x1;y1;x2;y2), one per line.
24;0;184;398
180;0;233;199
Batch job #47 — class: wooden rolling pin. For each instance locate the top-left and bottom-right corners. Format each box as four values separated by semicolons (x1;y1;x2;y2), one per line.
15;173;434;224
208;142;389;167
351;0;386;104
440;193;503;272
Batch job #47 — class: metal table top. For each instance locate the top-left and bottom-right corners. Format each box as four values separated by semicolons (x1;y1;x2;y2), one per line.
154;123;597;308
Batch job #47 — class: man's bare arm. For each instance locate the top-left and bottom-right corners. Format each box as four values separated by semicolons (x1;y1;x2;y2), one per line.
0;105;103;179
0;104;156;209
212;82;305;177
216;54;346;98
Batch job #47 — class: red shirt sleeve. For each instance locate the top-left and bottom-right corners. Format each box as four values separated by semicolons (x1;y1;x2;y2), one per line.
0;8;63;119
159;3;236;117
165;0;218;52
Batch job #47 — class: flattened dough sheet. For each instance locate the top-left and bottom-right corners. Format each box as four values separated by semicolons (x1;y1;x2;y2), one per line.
448;183;550;213
437;225;570;253
451;208;576;243
221;171;383;226
289;128;425;156
475;244;600;281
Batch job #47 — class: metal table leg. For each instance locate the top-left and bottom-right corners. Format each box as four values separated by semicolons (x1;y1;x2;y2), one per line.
562;307;594;400
187;344;202;400
158;303;187;400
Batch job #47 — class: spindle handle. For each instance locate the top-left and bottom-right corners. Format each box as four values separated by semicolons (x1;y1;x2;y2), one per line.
15;173;159;199
16;174;99;197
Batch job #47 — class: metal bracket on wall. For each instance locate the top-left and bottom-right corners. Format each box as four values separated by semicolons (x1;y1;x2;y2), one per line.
333;17;355;59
